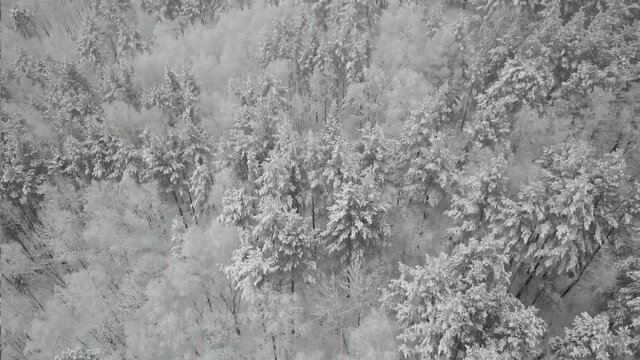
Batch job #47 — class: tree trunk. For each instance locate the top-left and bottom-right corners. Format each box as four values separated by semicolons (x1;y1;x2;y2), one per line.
508;262;525;292
272;336;278;360
26;289;45;311
516;262;539;300
560;244;601;298
341;323;349;354
171;190;187;227
530;282;546;307
311;196;315;230
291;279;296;336
560;214;624;298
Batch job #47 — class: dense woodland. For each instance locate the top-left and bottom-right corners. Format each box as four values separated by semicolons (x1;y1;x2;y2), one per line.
1;0;639;359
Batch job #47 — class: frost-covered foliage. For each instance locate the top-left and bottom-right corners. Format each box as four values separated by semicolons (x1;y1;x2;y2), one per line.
355;122;393;185
549;313;634;360
2;0;640;359
494;141;638;288
460;0;640;147
256;6;321;91
447;154;509;245
223;74;288;182
144;66;201;124
323;177;390;266
382;238;547;360
226;196;316;291
14;49;102;134
140;0;223;26
11;4;38;38
608;256;640;357
55;347;100;360
76;0;147;66
0;112;49;206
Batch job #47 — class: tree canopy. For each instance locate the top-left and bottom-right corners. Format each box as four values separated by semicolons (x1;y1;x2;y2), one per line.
1;0;639;359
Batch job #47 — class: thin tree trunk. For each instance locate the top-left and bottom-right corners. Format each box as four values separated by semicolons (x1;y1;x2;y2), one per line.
272;336;278;360
290;279;296;336
530;283;545;307
107;35;119;64
186;188;196;218
7;230;34;261
459;108;467;132
26;289;45;311
347;238;352;268
324;99;327;123
560;244;600;298
508;262;525;292
341;323;349;354
560;213;624;298
611;133;623;152
171;190;187;227
516;262;539;300
311;196;315;230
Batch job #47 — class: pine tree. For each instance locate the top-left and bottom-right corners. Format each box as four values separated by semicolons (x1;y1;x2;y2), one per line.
140;0;218;27
355;121;392;186
324;0;381;84
400;85;460;210
226;196;316;293
446;154;509;246
458;0;640;148
467;56;553;148
322;176;390;267
256;7;321;95
219;187;254;228
608;256;640;357
144;66;201;125
15;50;103;136
54;124;140;184
255;121;306;210
189;158;213;221
140;92;214;219
101;63;141;109
549;313;633;360
343;67;386;126
0;111;49;208
382;237;547;360
77;19;104;66
223;74;288;182
494;141;639;300
77;0;147;66
306;115;352;198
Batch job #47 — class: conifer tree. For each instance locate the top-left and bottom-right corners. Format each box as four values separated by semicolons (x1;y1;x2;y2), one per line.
400;86;460;210
322;176;390;267
549;313;633;360
446;154;509;245
607;256;640;357
226;196;316;293
382;237;547;360
494;141;639;300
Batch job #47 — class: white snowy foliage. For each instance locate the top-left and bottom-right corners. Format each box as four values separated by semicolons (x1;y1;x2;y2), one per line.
447;154;509;244
226;197;316;291
382;237;547;360
549;313;634;360
494;140;637;277
322;177;390;265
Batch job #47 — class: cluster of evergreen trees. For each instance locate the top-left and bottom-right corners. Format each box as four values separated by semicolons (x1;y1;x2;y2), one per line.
1;0;639;359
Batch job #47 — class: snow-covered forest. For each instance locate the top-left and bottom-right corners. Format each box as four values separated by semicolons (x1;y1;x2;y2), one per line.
1;0;639;359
